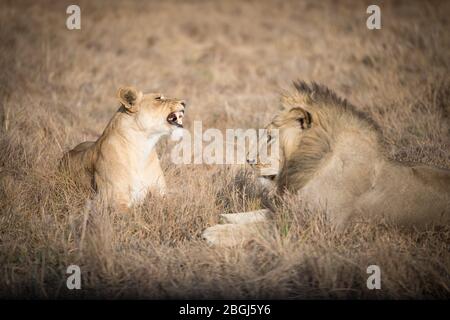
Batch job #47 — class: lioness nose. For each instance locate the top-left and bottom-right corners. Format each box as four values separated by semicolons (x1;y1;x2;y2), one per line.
247;158;256;165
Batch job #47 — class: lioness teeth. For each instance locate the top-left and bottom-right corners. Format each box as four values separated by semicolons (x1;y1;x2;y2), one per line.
167;112;183;128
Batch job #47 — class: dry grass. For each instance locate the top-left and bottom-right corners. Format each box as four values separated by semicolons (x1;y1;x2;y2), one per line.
0;0;449;299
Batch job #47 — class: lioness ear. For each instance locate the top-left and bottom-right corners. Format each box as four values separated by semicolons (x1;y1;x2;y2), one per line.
297;110;312;129
117;86;143;112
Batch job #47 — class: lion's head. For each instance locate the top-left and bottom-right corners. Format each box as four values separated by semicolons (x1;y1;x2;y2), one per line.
117;86;186;135
246;94;313;190
247;81;383;193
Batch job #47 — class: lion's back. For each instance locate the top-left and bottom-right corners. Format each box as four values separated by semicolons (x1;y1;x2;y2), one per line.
59;141;96;190
358;162;450;227
410;164;450;193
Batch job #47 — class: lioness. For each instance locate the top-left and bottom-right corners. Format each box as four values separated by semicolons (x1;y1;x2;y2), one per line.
203;81;450;246
60;86;186;210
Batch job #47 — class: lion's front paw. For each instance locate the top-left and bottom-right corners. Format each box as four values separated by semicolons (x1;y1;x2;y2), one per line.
220;209;271;224
202;224;248;247
202;223;268;247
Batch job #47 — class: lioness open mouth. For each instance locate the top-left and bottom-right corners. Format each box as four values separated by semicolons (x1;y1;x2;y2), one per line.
167;111;183;128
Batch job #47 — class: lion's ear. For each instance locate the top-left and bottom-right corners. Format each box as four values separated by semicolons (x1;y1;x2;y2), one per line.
295;109;312;129
117;86;143;112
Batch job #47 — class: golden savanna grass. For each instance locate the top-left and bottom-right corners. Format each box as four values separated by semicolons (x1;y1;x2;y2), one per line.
0;0;449;298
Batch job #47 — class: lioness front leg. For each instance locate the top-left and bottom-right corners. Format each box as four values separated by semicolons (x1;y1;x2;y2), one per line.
95;173;132;212
148;156;167;196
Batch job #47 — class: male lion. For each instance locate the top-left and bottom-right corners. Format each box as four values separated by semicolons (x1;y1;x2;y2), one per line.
60;86;186;211
203;81;450;246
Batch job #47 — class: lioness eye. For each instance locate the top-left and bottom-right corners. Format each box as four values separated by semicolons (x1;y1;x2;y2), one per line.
267;134;272;143
155;95;163;100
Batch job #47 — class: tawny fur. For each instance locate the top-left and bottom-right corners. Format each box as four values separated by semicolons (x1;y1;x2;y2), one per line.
273;81;450;229
60;86;186;211
203;81;450;246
